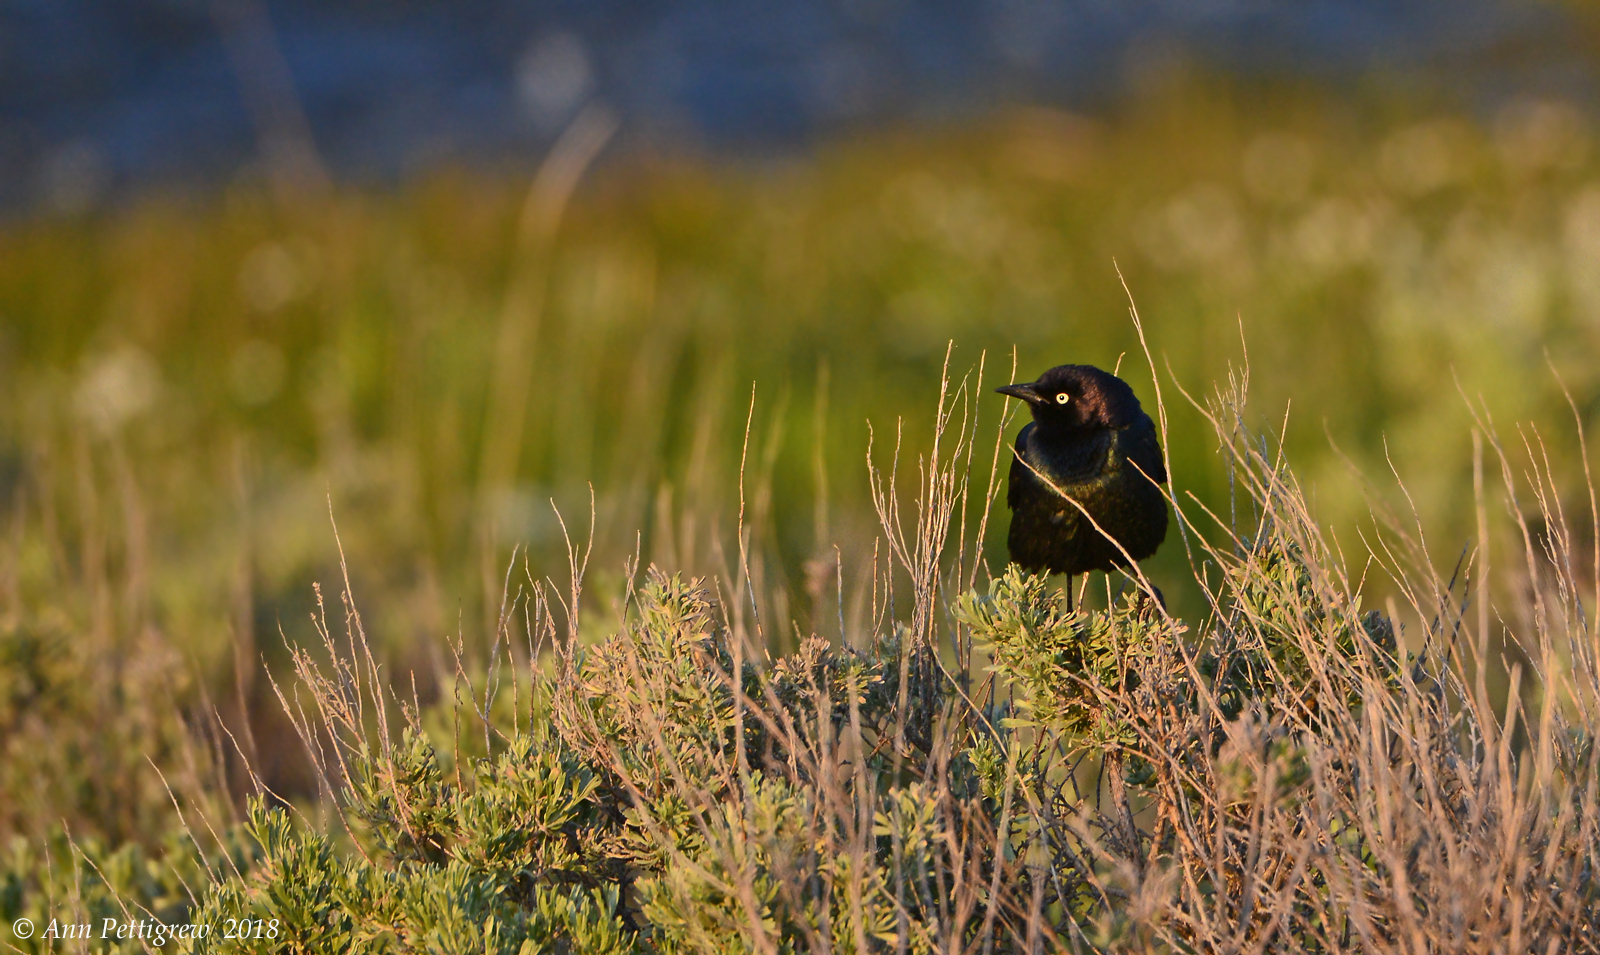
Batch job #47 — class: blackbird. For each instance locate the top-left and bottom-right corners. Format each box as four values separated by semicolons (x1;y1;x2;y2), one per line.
997;364;1168;607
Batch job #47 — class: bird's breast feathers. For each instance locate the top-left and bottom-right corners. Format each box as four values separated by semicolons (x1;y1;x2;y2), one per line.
1016;423;1119;488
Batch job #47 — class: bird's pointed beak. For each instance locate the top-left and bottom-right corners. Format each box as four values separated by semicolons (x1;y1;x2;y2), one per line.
996;383;1041;403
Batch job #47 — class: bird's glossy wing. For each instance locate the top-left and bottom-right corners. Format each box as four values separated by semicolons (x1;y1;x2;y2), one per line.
1118;413;1167;487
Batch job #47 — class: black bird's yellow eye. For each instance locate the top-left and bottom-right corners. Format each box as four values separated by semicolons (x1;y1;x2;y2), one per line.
1055;393;1070;405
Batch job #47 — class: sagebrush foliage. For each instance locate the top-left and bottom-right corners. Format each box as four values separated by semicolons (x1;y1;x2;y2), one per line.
6;369;1600;952
12;490;1599;952
171;488;1598;952
0;609;246;955
188;569;991;954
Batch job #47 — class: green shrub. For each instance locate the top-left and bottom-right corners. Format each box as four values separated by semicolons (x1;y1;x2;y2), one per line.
0;610;246;955
6;364;1600;952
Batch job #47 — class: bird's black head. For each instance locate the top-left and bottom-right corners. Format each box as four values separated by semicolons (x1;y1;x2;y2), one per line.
996;364;1145;433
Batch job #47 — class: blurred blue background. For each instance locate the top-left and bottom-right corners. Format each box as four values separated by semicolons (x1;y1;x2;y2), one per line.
5;0;1596;211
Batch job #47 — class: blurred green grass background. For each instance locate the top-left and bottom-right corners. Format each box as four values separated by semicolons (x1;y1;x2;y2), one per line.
4;75;1600;817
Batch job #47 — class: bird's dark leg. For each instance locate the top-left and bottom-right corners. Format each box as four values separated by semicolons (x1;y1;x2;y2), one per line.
1065;575;1075;613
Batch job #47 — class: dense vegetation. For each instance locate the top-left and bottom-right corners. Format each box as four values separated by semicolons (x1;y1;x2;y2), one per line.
9;363;1598;951
3;79;1600;949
